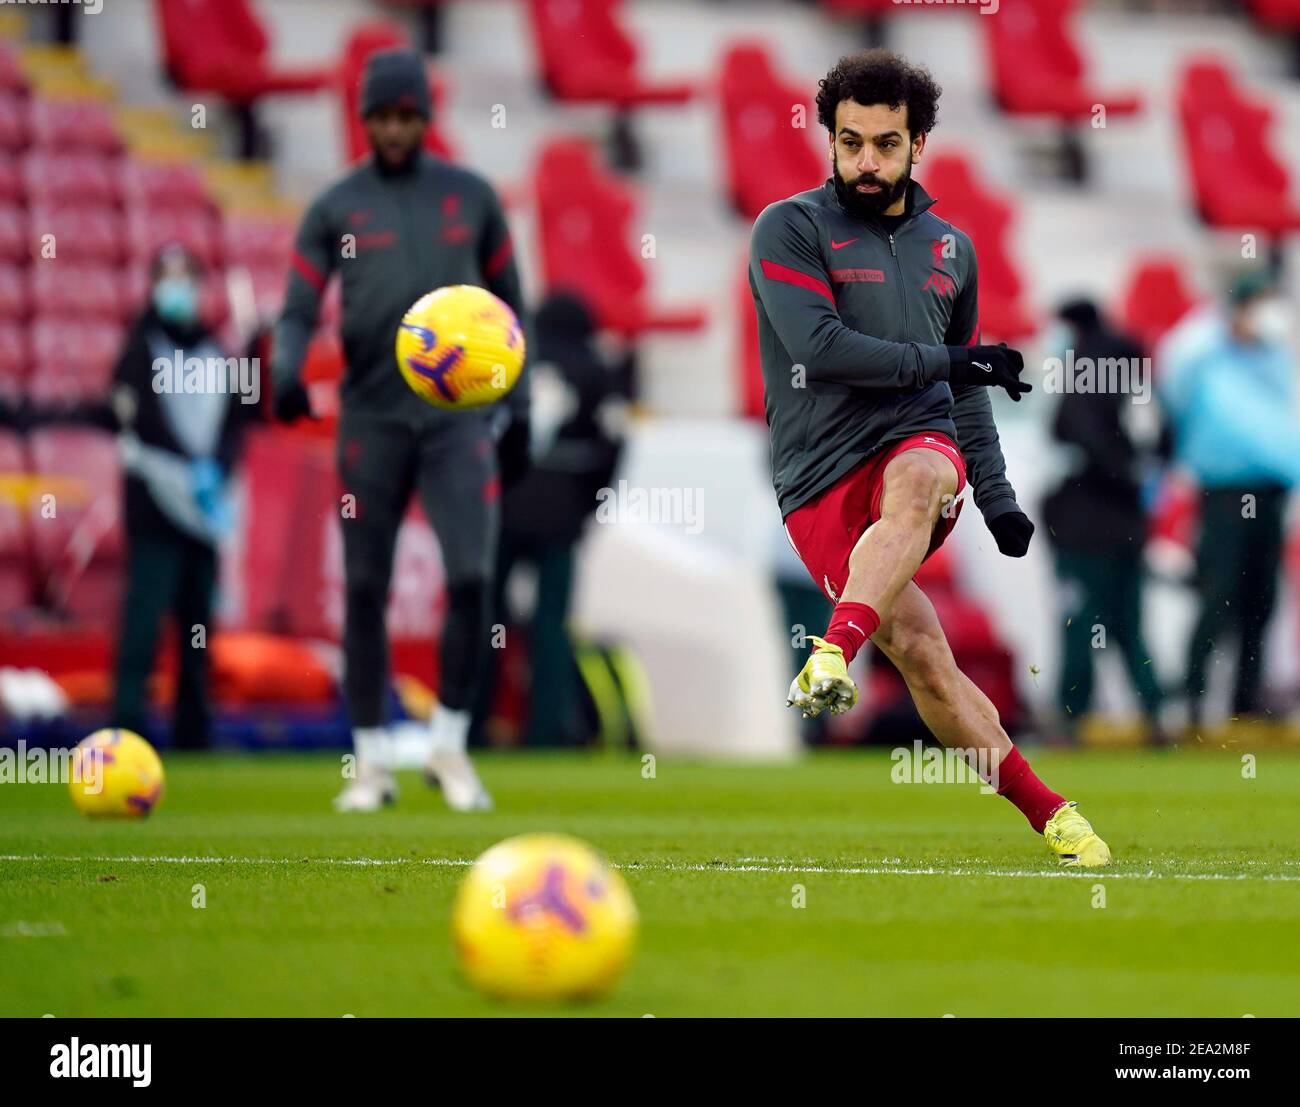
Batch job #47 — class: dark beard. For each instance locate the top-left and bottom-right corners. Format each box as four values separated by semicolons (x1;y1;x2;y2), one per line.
833;156;911;220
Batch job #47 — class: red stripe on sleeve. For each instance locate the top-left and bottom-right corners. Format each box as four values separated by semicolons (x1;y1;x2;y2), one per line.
485;234;514;279
760;258;835;304
291;251;326;293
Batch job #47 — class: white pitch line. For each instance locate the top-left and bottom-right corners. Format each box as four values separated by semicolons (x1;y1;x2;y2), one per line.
0;854;1297;882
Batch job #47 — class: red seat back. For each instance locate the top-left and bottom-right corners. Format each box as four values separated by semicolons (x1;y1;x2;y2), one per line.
1117;256;1200;357
27;427;124;623
1178;60;1291;205
535;139;646;332
923;152;1031;339
719;43;825;219
527;0;638;101
155;0;270;87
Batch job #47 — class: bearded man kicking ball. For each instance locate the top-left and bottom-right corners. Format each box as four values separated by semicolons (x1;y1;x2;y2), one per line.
748;49;1109;866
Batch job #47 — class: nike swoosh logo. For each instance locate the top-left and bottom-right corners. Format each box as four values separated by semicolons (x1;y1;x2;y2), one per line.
973;361;993;372
830;237;859;250
847;621;863;634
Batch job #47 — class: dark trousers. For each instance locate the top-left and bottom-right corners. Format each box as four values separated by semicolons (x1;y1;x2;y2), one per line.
476;538;585;747
1053;548;1162;720
1185;486;1288;717
112;527;216;750
336;414;498;726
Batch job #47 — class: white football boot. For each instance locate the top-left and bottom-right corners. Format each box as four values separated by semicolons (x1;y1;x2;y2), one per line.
424;706;493;812
333;727;397;812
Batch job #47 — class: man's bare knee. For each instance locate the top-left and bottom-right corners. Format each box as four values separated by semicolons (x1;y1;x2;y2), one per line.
883;456;945;525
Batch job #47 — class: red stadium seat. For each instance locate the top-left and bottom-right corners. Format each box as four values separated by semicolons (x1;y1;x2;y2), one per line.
125;204;221;268
0;428;34;612
0;153;22;200
27;427;124;625
718;43;826;220
534;138;707;337
1177;59;1300;237
20;150;119;205
338;22;456;164
525;0;696;107
153;0;333;105
0;41;26;95
28;97;121;152
1247;0;1300;28
29;317;125;405
0;203;26;263
0;263;30;319
922;152;1036;342
27;204;124;264
985;0;1140;121
221;212;295;269
118;158;210;210
1117;256;1200;357
0;94;29;152
30;261;122;321
0;320;28;398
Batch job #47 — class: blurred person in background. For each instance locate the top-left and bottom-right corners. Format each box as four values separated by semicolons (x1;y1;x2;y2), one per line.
272;49;529;812
110;244;252;751
475;291;630;747
1042;298;1166;743
1159;269;1300;727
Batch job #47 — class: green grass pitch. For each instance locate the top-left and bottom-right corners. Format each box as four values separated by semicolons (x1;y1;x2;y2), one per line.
1;748;1297;1017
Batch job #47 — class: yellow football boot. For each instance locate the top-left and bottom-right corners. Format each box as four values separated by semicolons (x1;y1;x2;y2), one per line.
1043;801;1112;867
787;635;858;718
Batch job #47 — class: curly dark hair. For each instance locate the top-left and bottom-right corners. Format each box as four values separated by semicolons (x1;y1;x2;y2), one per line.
815;50;942;138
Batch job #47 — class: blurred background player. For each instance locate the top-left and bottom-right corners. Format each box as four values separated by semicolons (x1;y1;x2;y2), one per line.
1042;297;1166;744
110;244;252;751
750;50;1108;865
271;48;529;812
474;290;631;747
1159;269;1300;728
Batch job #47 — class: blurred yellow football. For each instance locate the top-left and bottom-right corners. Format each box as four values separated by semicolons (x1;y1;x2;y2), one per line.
68;728;164;818
451;833;638;1001
395;284;525;410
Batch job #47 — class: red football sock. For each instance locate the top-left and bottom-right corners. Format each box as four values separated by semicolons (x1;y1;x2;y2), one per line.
995;747;1067;833
816;602;880;665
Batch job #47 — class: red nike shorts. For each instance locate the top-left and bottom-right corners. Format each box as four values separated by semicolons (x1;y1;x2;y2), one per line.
783;432;968;603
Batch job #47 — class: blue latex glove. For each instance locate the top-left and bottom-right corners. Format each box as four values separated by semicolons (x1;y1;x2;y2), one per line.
190;458;231;533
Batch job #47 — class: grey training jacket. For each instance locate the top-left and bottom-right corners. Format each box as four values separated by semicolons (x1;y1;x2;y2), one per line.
748;177;1021;526
272;152;527;429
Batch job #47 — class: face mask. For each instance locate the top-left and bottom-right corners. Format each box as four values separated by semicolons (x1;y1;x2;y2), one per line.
153;277;199;325
1245;297;1292;346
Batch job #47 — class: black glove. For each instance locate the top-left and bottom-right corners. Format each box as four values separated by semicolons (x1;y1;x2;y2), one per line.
273;380;314;424
946;343;1031;402
497;417;531;487
988;508;1035;557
